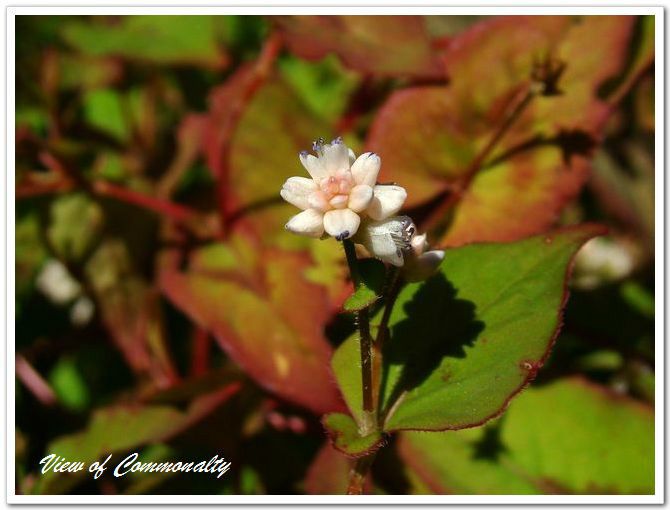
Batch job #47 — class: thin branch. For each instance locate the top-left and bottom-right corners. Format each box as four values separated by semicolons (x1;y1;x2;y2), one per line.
342;239;376;435
92;180;199;224
15;355;57;407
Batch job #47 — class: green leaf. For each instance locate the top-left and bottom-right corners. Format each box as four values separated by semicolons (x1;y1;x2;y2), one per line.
48;357;90;412
322;413;384;457
60;16;229;68
399;377;655;494
343;259;386;312
278;54;360;122
332;225;604;433
47;193;104;263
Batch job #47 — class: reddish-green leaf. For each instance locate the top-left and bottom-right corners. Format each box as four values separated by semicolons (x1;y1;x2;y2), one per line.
222;74;334;247
304;443;354;495
276;16;446;78
158;234;344;414
368;16;639;247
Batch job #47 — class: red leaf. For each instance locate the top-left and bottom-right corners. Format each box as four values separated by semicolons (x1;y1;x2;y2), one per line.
367;16;638;247
158;233;345;415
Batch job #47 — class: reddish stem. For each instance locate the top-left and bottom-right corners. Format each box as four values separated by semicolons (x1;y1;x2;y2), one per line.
15;355;57;407
92;180;198;224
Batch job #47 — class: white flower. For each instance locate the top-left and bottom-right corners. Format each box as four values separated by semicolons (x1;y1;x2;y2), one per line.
281;137;407;240
573;237;635;290
36;259;82;304
353;216;444;276
403;231;445;282
354;216;416;267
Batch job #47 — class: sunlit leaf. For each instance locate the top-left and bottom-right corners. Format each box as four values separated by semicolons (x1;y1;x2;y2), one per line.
368;16;639;246
399;377;654;494
332;225;604;432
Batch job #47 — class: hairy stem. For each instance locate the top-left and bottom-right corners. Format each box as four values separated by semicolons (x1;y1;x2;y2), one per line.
342;239;376;435
346;453;377;495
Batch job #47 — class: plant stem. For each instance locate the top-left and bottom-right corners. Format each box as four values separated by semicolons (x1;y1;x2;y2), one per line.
342;239;376;435
342;238;362;288
346;453;377;495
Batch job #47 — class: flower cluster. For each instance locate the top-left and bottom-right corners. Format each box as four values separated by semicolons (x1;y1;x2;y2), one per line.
280;137;407;241
281;137;444;276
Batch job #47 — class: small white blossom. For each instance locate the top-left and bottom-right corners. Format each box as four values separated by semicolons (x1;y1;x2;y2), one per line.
573;237;635;289
403;231;445;282
353;216;444;276
36;259;81;304
281;138;407;240
354;216;416;267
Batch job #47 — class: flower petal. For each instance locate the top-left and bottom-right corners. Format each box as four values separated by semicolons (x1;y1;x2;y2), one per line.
410;233;428;255
353;216;413;267
404;250;445;282
323;209;360;240
367;185;407;220
348;147;356;165
308;190;331;212
285;209;324;238
299;152;328;180
348;184;374;213
321;140;350;175
351;152;381;187
280;176;318;210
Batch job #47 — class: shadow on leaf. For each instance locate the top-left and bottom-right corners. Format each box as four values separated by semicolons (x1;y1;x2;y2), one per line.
471;419;508;462
380;273;484;416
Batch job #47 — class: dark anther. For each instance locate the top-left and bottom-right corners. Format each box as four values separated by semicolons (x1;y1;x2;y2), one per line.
335;231;350;241
331;136;343;144
299;150;308;157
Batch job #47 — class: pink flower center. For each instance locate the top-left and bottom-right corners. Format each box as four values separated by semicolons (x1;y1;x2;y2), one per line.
318;171;354;209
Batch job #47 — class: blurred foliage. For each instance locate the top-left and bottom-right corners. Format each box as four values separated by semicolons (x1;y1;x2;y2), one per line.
15;15;654;496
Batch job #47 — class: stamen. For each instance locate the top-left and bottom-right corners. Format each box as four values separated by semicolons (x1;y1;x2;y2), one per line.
331;136;343;145
312;137;325;154
335;231;350;241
